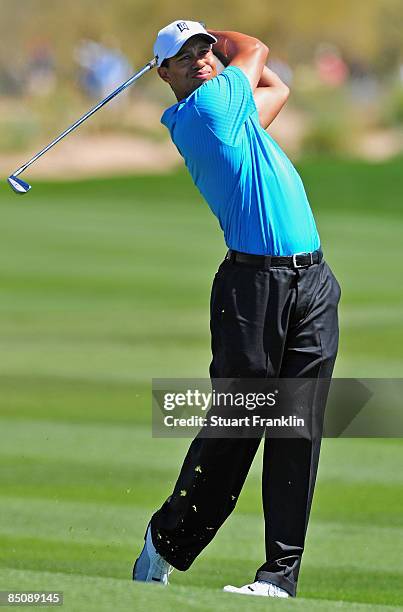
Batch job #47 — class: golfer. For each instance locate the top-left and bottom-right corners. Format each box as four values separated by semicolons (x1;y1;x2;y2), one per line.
133;20;341;598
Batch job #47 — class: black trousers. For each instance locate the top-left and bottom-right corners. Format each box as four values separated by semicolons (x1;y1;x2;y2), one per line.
151;253;341;596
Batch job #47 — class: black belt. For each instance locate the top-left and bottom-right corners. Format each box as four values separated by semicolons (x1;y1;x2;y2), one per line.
225;248;322;269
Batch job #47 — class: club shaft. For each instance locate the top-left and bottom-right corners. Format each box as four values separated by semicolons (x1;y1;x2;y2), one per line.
13;58;157;178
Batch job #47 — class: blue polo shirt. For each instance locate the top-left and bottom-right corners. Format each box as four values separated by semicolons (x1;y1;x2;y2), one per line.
161;66;320;256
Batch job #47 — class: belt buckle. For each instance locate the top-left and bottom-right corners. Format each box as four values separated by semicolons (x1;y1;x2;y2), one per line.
292;251;313;268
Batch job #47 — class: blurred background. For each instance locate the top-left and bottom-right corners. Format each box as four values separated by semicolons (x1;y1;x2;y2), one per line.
0;3;402;611
0;0;403;173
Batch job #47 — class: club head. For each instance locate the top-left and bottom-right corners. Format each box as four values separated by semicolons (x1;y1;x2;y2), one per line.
7;175;32;195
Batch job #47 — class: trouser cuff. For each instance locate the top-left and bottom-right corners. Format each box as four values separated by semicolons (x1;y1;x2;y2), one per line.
150;518;194;571
255;570;296;597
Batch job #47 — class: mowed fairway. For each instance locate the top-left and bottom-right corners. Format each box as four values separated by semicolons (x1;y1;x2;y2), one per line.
0;158;402;611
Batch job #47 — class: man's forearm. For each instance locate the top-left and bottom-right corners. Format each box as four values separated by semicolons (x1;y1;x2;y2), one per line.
213;42;288;95
209;29;275;91
257;65;289;93
208;29;268;68
253;64;290;129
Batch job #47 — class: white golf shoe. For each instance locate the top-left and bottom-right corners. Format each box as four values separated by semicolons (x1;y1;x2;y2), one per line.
223;580;290;597
132;524;174;585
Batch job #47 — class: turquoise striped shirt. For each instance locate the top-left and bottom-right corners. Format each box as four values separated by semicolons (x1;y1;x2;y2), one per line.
161;66;320;256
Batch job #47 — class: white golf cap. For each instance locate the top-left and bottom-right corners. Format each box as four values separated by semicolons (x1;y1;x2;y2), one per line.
154;20;217;67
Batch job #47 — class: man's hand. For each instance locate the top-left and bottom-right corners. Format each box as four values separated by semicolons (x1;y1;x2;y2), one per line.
207;29;268;91
254;66;290;129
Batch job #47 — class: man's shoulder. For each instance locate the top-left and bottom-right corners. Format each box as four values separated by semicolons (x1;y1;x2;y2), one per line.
161;66;256;147
161;97;199;134
161;103;178;129
194;66;249;103
202;65;249;87
161;66;250;126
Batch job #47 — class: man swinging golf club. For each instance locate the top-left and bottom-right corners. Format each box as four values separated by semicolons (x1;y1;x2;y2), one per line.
133;19;341;598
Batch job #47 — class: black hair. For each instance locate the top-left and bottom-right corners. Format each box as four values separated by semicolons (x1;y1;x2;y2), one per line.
161;58;170;68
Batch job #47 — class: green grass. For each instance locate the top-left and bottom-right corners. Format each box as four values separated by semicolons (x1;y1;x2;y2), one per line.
0;157;402;611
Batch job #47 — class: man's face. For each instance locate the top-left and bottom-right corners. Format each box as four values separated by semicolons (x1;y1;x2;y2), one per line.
157;36;217;101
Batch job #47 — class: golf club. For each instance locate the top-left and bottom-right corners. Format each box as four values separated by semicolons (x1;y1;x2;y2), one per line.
7;57;157;195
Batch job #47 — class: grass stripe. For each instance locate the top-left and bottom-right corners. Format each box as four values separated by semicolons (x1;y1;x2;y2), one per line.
0;536;402;607
1;568;400;612
1;497;402;572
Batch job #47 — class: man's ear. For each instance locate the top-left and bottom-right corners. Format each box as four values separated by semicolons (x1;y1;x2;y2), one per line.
157;66;171;84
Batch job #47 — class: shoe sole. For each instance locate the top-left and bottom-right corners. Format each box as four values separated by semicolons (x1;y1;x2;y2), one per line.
223;585;289;598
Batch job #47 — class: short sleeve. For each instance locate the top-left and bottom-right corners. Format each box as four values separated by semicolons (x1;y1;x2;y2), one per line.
193;66;257;146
